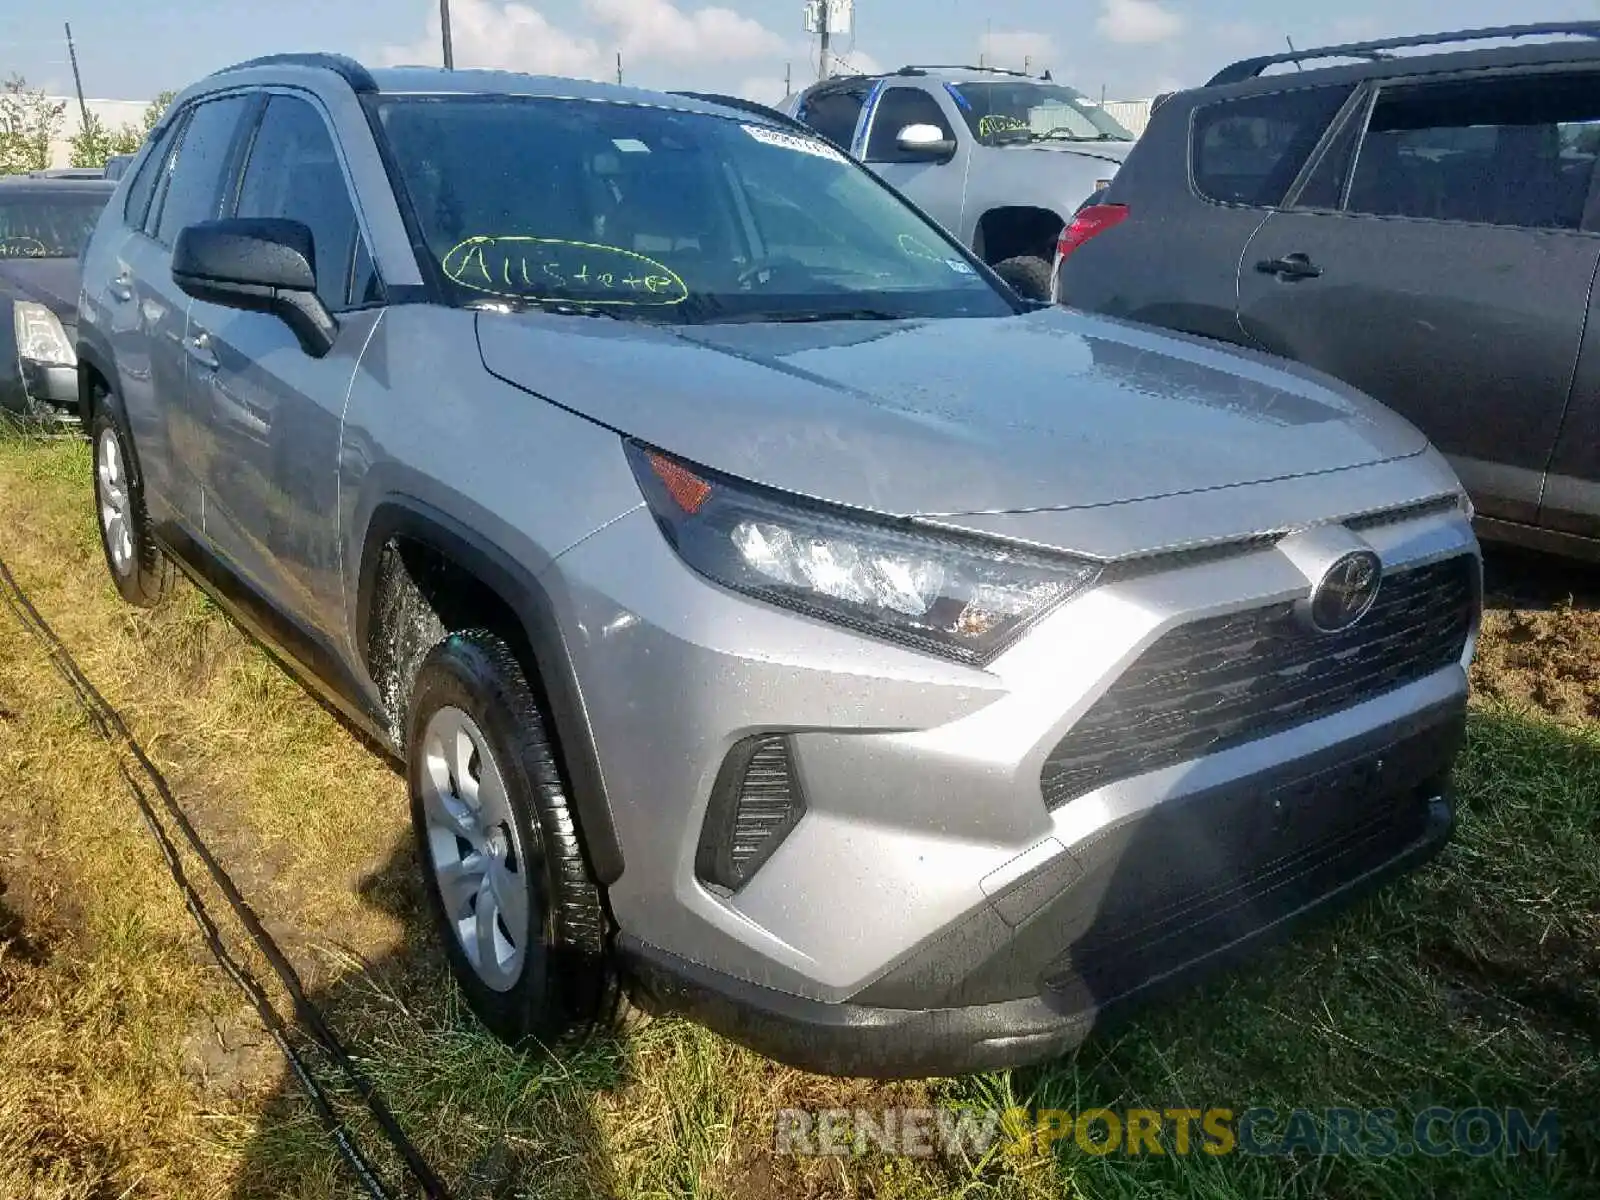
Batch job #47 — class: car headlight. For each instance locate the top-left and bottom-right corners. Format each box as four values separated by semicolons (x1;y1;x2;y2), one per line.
13;301;76;368
626;441;1100;665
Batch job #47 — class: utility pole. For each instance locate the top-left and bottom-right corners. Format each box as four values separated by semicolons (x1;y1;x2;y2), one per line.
440;0;455;68
785;62;792;96
616;52;623;85
818;0;831;81
63;22;90;136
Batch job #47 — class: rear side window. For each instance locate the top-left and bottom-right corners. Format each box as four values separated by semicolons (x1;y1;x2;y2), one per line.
799;87;869;149
122;122;179;228
152;95;252;246
1346;74;1600;229
1191;86;1353;206
866;87;955;162
235;94;379;311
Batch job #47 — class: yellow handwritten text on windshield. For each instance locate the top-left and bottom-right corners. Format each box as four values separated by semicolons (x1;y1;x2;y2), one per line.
441;236;689;306
977;114;1029;138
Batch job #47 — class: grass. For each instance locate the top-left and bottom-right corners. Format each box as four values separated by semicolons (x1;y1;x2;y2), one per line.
0;428;1596;1199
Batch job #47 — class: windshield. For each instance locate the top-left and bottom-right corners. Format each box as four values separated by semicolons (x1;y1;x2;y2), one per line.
0;192;108;259
374;96;1013;323
948;82;1134;145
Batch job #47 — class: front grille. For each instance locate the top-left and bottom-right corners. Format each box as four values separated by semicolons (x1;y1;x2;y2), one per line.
1040;554;1476;809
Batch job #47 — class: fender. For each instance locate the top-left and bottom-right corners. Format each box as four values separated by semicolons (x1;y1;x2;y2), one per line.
75;324;119;440
355;495;626;885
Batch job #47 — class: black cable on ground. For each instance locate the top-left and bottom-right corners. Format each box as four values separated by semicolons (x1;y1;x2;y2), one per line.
0;553;452;1200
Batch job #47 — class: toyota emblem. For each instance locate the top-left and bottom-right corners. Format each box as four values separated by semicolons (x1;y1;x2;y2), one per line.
1307;551;1382;633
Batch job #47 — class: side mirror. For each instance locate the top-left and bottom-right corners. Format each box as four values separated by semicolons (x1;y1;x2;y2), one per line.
172;218;336;357
895;123;957;161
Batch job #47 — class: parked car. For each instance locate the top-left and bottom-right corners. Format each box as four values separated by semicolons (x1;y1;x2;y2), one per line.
782;65;1134;299
0;174;116;424
78;55;1480;1079
1056;22;1600;561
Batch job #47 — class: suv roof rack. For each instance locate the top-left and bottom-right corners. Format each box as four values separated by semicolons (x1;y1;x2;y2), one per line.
895;64;1033;79
214;52;378;93
1208;22;1600;85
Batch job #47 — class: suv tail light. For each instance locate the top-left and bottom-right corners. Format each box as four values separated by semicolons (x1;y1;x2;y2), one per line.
1056;203;1129;264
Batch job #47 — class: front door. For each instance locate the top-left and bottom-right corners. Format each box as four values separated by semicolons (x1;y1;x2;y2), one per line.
857;84;969;234
1237;69;1600;525
185;92;383;640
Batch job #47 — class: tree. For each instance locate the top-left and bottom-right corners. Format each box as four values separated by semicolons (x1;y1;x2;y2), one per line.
66;90;176;168
0;75;65;175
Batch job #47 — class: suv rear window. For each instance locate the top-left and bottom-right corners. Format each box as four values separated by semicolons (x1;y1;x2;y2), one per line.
1191;86;1353;206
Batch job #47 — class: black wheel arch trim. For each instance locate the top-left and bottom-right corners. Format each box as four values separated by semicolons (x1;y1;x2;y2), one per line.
355;496;626;885
75;328;120;445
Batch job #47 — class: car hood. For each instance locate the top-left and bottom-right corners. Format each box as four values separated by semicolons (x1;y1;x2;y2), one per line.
475;305;1429;519
1000;139;1133;167
0;256;80;323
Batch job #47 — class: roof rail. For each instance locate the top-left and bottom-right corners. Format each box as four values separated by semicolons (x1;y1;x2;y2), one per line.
213;52;378;93
1208;22;1600;85
895;63;1033;78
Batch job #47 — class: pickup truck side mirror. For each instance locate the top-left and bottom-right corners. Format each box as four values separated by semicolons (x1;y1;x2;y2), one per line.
895;123;957;161
172;218;337;357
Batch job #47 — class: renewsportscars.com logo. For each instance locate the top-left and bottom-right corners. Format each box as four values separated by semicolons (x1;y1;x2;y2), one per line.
774;1106;1561;1160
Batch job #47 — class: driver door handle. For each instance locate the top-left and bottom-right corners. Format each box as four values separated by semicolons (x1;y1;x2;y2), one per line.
184;331;219;371
1256;252;1323;281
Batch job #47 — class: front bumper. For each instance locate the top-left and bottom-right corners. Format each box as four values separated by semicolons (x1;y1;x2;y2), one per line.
544;480;1477;1075
623;699;1459;1077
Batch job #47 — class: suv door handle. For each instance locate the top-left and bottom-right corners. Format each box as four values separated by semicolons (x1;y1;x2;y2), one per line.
184;331;219;371
108;271;134;302
1256;253;1323;281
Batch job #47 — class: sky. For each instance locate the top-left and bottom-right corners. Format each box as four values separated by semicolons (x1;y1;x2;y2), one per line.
6;1;1600;108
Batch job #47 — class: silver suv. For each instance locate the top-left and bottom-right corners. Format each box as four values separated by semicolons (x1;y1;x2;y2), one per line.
784;66;1136;299
77;55;1481;1079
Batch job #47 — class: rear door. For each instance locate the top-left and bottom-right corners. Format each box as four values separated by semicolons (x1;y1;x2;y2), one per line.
110;94;256;528
187;91;384;638
1060;83;1354;344
1237;69;1600;525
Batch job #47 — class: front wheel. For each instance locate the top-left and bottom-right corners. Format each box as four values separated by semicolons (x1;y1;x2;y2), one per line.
992;255;1055;302
407;629;616;1047
91;405;173;607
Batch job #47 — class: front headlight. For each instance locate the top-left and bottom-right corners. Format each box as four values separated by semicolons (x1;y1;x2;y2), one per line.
627;441;1100;665
13;301;76;368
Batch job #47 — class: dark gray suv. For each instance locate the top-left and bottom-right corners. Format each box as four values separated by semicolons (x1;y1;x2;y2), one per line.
1056;23;1600;561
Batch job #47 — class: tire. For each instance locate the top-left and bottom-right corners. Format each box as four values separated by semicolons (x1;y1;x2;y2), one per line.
91;403;174;607
407;629;615;1047
992;255;1055;302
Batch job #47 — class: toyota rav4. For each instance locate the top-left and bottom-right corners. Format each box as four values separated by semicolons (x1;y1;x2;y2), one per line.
76;54;1480;1078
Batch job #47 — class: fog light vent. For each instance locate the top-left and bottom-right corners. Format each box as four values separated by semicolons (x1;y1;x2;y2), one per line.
696;734;806;892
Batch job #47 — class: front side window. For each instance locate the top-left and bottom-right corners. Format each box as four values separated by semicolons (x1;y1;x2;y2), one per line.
152;95;252;247
1192;86;1353;207
0;191;111;258
1346;74;1600;229
374;96;1012;324
865;88;956;162
236;94;379;311
946;81;1133;145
